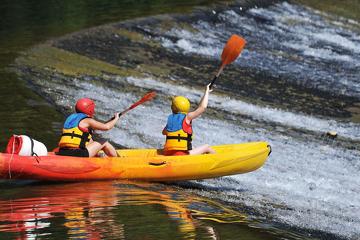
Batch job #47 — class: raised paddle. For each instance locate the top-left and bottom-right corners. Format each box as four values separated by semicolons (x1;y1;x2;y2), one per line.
209;34;246;89
107;91;156;122
120;91;156;116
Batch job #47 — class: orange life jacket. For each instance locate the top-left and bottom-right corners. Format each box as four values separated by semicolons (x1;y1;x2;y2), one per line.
58;113;92;149
163;113;192;151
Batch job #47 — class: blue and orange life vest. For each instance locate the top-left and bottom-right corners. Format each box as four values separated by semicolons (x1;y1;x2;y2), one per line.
163;113;193;151
58;113;92;149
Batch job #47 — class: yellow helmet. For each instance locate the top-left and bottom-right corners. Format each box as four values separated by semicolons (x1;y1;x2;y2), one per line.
171;96;190;113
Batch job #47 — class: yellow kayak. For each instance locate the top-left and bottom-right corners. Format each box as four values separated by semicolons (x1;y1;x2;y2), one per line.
0;142;271;181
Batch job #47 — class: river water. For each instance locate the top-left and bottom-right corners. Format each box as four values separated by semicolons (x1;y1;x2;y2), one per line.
1;0;359;239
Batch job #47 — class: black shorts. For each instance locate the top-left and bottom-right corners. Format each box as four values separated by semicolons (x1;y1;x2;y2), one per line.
56;148;89;157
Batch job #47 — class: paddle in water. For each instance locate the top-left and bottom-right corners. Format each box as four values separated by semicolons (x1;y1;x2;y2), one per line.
209;34;246;89
107;91;156;122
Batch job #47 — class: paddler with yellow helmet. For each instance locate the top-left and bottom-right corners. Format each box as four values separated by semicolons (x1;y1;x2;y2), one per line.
57;98;120;157
162;84;215;156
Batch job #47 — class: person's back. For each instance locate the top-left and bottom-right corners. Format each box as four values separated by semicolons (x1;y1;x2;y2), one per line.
57;98;120;157
58;112;92;157
162;84;215;156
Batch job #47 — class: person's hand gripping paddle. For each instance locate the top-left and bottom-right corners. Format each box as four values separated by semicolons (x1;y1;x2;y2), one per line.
209;34;246;89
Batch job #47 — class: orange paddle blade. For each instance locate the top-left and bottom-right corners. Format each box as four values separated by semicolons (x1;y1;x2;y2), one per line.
128;91;156;110
221;34;246;66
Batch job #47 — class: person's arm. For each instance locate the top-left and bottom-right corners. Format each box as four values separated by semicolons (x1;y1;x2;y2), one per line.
186;84;212;122
80;113;120;131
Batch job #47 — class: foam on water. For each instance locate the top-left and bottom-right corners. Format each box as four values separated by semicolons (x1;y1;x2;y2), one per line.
124;76;360;141
194;134;360;239
49;75;360;239
158;2;360;98
161;28;221;57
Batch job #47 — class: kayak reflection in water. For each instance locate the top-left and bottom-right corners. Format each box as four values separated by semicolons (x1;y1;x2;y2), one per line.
162;84;216;156
56;98;120;157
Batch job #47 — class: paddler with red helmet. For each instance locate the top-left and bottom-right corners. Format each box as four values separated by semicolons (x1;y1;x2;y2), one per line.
57;98;119;157
162;84;215;156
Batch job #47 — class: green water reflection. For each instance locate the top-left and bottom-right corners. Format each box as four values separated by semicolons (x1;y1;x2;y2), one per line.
0;181;285;240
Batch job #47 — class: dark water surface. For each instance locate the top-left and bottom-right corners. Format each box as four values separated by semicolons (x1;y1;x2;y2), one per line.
0;181;295;240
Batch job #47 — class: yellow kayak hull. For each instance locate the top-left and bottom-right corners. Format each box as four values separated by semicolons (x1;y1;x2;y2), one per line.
0;142;271;181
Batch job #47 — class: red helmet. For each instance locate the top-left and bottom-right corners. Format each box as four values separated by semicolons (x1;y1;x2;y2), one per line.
75;98;95;117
